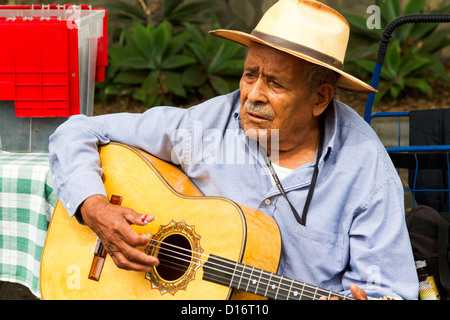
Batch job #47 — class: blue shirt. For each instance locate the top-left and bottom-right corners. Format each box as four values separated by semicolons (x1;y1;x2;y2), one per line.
49;90;419;299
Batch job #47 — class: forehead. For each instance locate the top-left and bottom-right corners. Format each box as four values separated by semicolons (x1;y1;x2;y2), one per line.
244;43;307;80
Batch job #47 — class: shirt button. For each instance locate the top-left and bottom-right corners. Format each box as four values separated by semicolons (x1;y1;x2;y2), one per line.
265;199;271;205
66;203;71;209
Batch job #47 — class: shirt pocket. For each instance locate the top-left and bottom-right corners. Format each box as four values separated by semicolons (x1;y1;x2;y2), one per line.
283;223;349;288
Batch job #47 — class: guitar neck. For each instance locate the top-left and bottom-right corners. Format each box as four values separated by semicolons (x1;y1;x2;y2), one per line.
203;255;353;300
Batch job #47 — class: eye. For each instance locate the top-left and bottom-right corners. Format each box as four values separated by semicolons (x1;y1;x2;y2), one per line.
271;80;284;90
242;72;256;84
244;72;255;79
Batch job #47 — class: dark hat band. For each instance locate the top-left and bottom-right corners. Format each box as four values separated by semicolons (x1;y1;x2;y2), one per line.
251;30;344;70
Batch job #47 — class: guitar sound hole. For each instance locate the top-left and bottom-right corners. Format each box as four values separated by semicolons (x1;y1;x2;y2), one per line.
156;234;192;281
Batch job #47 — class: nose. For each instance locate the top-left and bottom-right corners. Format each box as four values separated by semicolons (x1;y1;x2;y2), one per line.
246;77;269;105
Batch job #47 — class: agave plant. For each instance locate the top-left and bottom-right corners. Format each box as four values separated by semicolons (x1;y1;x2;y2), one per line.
342;0;450;104
105;16;245;108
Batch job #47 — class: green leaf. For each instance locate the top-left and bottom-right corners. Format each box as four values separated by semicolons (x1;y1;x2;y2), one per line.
384;40;401;78
104;85;118;96
117;56;154;70
208;42;244;75
373;85;389;106
144;94;163;108
425;54;449;81
153;21;174;66
410;23;438;41
109;46;137;61
420;28;450;54
113;71;148;84
184;22;206;48
209;75;230;95
404;78;432;96
188;42;208;67
133;20;154;61
163;0;183;16
98;1;147;22
219;59;245;76
377;0;401;24
397;0;426;42
389;79;404;99
341;12;381;39
404;0;426;14
353;59;376;74
166;31;191;57
172;1;215;18
142;71;160;94
161;55;196;70
182;67;205;87
399;57;430;77
162;71;187;97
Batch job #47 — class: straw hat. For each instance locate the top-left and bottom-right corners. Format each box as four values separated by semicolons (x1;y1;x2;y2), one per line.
210;0;376;93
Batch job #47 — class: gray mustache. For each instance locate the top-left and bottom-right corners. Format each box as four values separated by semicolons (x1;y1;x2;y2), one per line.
244;101;275;120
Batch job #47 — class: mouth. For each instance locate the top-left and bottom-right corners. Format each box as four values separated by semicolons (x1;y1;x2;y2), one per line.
246;111;271;122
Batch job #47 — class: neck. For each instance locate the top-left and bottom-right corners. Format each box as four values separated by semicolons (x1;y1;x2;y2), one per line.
269;124;322;170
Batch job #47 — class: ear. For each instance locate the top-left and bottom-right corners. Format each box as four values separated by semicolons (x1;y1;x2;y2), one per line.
312;83;334;117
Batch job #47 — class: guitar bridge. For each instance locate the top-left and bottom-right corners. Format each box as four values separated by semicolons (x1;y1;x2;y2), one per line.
88;195;123;281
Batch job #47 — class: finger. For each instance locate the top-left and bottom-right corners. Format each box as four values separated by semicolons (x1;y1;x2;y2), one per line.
120;221;152;247
118;209;156;246
122;208;156;227
140;214;157;226
350;284;368;300
109;249;159;272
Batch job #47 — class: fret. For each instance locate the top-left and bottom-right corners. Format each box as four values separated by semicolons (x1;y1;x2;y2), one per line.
274;277;283;300
202;255;354;300
313;286;318;300
287;278;295;300
230;262;245;290
245;266;255;292
264;272;273;298
288;278;306;300
264;272;285;300
254;267;262;295
254;269;271;297
297;282;309;300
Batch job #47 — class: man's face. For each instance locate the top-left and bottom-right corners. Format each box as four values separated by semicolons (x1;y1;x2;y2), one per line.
239;43;321;153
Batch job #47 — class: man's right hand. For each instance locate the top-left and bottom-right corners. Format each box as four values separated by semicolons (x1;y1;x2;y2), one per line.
80;195;159;272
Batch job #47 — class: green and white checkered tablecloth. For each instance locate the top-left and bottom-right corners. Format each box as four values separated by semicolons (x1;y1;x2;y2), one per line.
0;151;57;298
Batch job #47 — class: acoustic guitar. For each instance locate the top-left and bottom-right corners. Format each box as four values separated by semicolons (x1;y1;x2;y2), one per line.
40;142;353;300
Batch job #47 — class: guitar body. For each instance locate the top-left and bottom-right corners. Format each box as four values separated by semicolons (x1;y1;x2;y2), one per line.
40;143;281;300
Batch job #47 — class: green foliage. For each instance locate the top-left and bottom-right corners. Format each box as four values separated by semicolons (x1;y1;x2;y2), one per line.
105;16;245;108
99;0;215;42
342;0;450;105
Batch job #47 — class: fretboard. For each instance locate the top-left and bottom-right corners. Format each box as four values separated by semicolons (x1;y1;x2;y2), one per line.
203;255;353;300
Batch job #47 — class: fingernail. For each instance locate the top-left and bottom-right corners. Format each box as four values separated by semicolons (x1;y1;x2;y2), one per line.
141;214;156;225
142;232;152;241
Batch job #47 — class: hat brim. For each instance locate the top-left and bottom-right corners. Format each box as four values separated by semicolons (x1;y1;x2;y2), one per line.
210;29;377;94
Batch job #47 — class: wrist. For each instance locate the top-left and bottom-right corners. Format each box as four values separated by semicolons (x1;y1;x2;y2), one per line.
80;195;109;227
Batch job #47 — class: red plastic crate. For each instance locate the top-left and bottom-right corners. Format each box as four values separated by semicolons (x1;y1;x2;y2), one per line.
0;5;107;117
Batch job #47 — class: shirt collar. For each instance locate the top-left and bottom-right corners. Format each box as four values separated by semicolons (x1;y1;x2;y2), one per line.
321;99;338;162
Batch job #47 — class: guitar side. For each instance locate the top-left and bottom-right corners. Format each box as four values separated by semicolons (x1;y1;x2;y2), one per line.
40;143;281;300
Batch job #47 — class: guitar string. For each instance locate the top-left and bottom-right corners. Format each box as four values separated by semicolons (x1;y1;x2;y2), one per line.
145;239;349;300
144;239;349;300
154;250;341;300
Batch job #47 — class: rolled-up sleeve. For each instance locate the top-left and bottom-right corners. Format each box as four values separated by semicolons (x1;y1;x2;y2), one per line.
49;106;191;217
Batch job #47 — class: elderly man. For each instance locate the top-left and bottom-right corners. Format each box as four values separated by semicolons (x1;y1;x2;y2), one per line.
49;0;418;300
